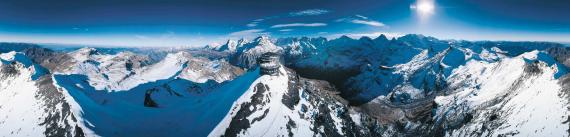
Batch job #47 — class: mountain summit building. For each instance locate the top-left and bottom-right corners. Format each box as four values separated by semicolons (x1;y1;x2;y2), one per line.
258;52;280;75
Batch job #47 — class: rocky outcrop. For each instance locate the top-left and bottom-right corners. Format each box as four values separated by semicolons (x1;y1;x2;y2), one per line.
210;67;383;137
0;52;85;137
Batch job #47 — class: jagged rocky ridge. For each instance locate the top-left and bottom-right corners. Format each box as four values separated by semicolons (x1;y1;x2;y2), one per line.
1;33;570;137
0;51;85;137
0;45;247;136
210;55;383;137
207;34;570;136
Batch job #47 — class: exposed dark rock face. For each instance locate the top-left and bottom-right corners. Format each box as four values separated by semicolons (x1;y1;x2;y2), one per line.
0;62;20;78
214;67;384;137
285;117;296;137
523;60;543;75
36;76;83;137
22;47;58;65
285;69;384;137
37;51;75;72
547;47;570;67
288;65;361;102
223;83;269;137
144;89;159;108
74;125;85;137
282;75;300;110
559;74;570;100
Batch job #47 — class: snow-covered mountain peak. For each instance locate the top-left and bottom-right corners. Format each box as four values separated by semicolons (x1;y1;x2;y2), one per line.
237;38;249;45
248;36;277;49
431;48;569;136
398;34;426;40
210;67;380;136
2;35;570;136
205;42;223;50
373;34;389;44
70;47;99;57
397;34;439;45
166;51;192;61
222;39;239;51
226;39;238;45
0;51;34;67
230;36;283;68
338;35;352;40
0;51;85;137
0;51;47;80
254;35;271;42
209;39;239;52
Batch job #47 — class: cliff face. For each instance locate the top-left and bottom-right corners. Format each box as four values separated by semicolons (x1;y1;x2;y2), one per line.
210;67;383;137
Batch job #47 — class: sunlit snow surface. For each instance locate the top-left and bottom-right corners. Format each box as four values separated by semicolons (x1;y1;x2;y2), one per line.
53;68;259;136
0;52;79;136
209;67;304;136
435;51;569;136
0;58;44;136
2;36;570;136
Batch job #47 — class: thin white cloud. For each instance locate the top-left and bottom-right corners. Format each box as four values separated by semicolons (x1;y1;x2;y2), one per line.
72;27;89;31
351;19;385;27
243;9;329;27
246;22;258;27
289;9;330;16
279;29;293;32
246;18;265;27
271;23;327;28
135;35;149;39
336;15;386;27
229;29;265;36
355;14;368;19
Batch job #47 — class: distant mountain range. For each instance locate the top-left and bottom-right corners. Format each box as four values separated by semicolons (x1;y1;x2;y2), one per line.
1;34;569;137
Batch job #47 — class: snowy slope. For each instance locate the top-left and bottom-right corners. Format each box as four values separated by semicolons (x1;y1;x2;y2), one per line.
433;51;569;136
53;68;260;137
0;54;48;136
0;52;86;137
2;35;570;137
61;48;243;91
210;66;382;137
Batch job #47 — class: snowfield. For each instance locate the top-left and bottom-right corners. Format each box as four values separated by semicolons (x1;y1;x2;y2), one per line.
1;34;570;137
435;51;569;136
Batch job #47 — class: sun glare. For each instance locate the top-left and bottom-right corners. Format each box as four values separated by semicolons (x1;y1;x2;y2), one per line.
411;0;435;20
417;1;434;14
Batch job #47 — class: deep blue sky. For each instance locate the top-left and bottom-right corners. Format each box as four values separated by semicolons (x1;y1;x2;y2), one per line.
0;0;568;47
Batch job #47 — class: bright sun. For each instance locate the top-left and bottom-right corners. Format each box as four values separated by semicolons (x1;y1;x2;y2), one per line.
417;1;434;14
411;0;435;17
